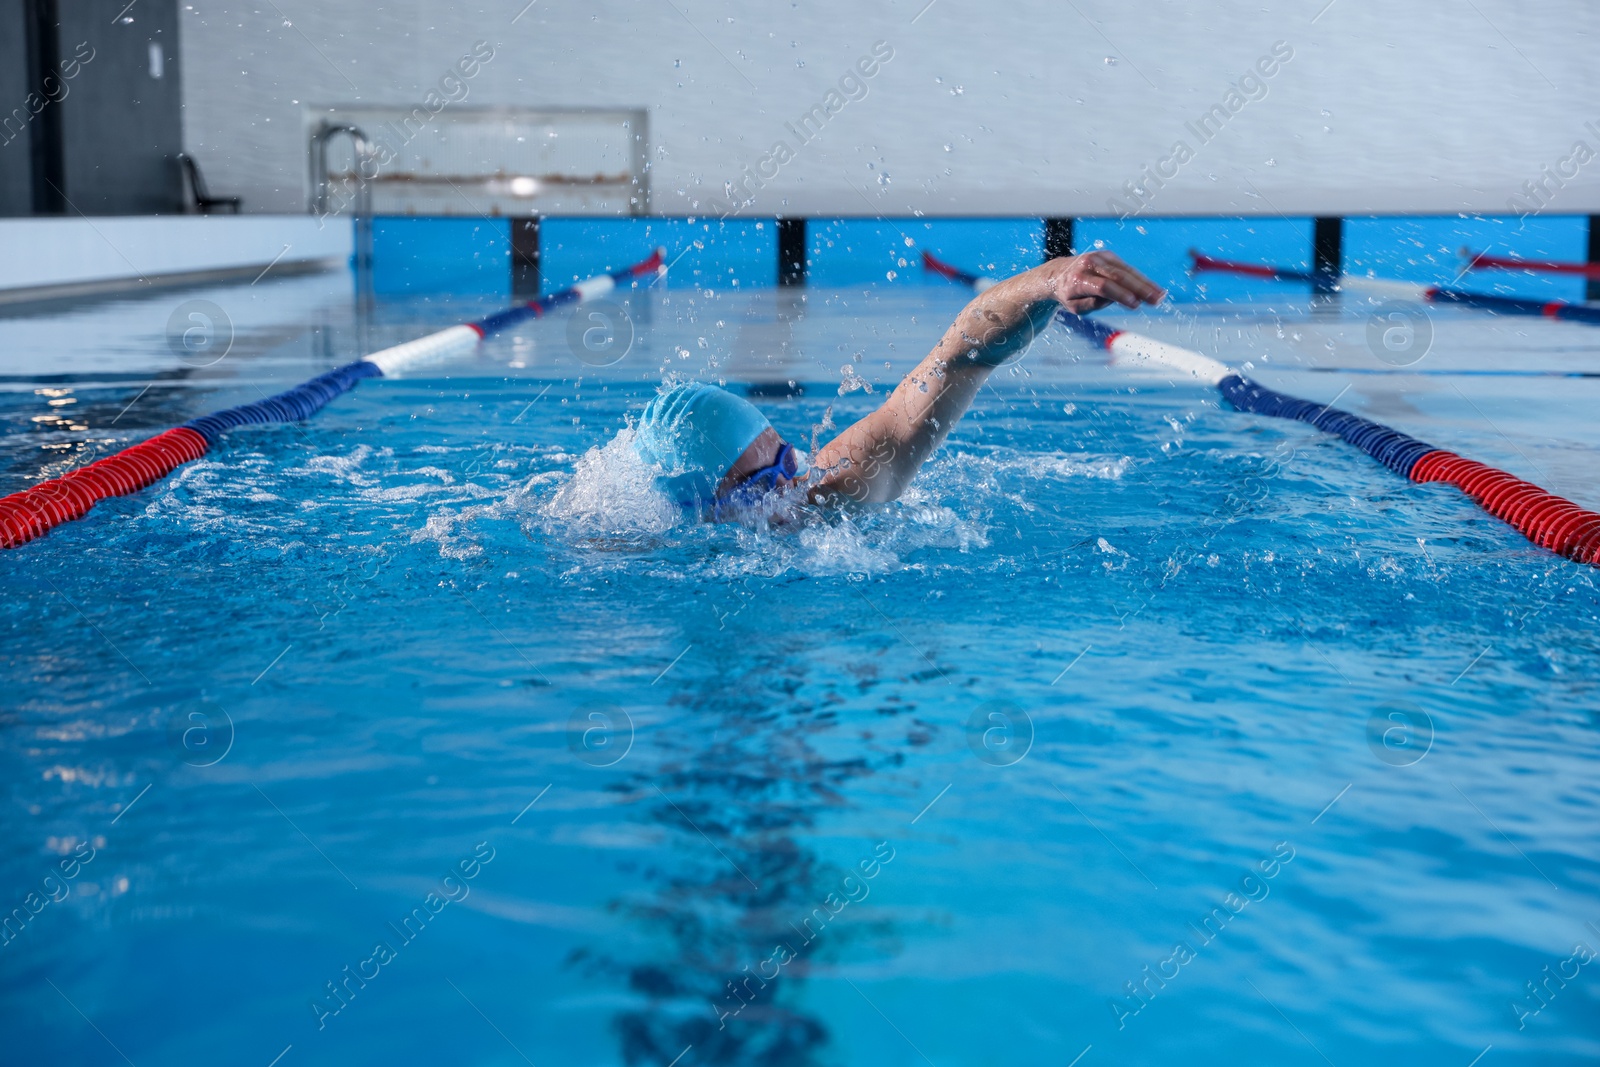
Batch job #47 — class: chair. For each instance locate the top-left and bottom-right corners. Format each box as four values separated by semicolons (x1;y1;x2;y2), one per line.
178;153;241;214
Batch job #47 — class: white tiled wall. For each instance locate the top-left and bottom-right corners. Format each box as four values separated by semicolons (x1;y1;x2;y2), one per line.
176;0;1600;218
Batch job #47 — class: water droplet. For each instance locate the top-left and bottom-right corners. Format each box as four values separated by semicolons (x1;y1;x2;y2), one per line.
1265;158;1277;167
1103;56;1117;65
943;143;952;152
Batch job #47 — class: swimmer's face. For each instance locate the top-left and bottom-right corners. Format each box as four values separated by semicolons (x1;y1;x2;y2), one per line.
717;426;799;496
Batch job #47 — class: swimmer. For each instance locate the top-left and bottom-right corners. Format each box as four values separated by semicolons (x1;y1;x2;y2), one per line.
634;251;1165;514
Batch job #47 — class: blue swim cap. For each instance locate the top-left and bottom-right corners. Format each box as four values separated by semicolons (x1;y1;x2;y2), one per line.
633;382;773;505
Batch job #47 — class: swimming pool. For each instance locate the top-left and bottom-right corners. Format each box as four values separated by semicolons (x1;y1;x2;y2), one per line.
3;253;1599;1066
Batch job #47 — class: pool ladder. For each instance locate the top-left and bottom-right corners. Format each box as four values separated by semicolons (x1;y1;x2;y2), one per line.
308;122;377;283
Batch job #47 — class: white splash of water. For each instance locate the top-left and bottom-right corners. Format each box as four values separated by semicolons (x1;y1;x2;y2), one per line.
956;450;1131;481
538;426;682;537
283;444;383;487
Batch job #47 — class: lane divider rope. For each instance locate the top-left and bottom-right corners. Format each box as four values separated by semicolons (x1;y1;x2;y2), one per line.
1189;250;1600;326
0;249;666;549
1461;248;1600;280
922;250;1600;567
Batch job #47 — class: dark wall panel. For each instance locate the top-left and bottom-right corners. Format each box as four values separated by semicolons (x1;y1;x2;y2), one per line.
0;0;32;214
56;0;183;214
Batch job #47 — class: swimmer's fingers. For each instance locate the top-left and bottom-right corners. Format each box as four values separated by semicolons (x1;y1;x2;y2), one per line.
1075;252;1166;306
1051;251;1166;309
1096;257;1167;305
1063;269;1143;311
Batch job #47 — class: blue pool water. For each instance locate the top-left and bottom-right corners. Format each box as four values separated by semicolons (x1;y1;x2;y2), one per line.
3;261;1599;1066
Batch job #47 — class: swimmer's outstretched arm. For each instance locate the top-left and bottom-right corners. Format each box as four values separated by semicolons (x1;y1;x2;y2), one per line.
808;252;1165;503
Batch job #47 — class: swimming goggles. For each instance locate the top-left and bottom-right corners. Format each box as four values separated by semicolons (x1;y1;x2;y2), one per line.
712;441;803;508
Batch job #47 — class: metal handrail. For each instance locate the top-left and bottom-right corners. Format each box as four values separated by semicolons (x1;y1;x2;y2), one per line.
308;122;376;218
308;122;377;307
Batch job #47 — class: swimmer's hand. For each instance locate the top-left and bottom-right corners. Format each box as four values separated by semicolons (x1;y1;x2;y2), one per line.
1032;251;1167;314
954;253;1166;369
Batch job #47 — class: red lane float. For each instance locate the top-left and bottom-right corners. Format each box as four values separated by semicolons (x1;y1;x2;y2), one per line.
1462;248;1600;279
0;428;210;548
1409;451;1600;564
1188;252;1288;280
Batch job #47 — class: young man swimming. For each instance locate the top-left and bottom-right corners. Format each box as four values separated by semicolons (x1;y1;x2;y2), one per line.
633;251;1165;513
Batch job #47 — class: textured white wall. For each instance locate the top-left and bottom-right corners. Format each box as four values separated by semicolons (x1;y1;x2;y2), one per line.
178;0;1600;217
